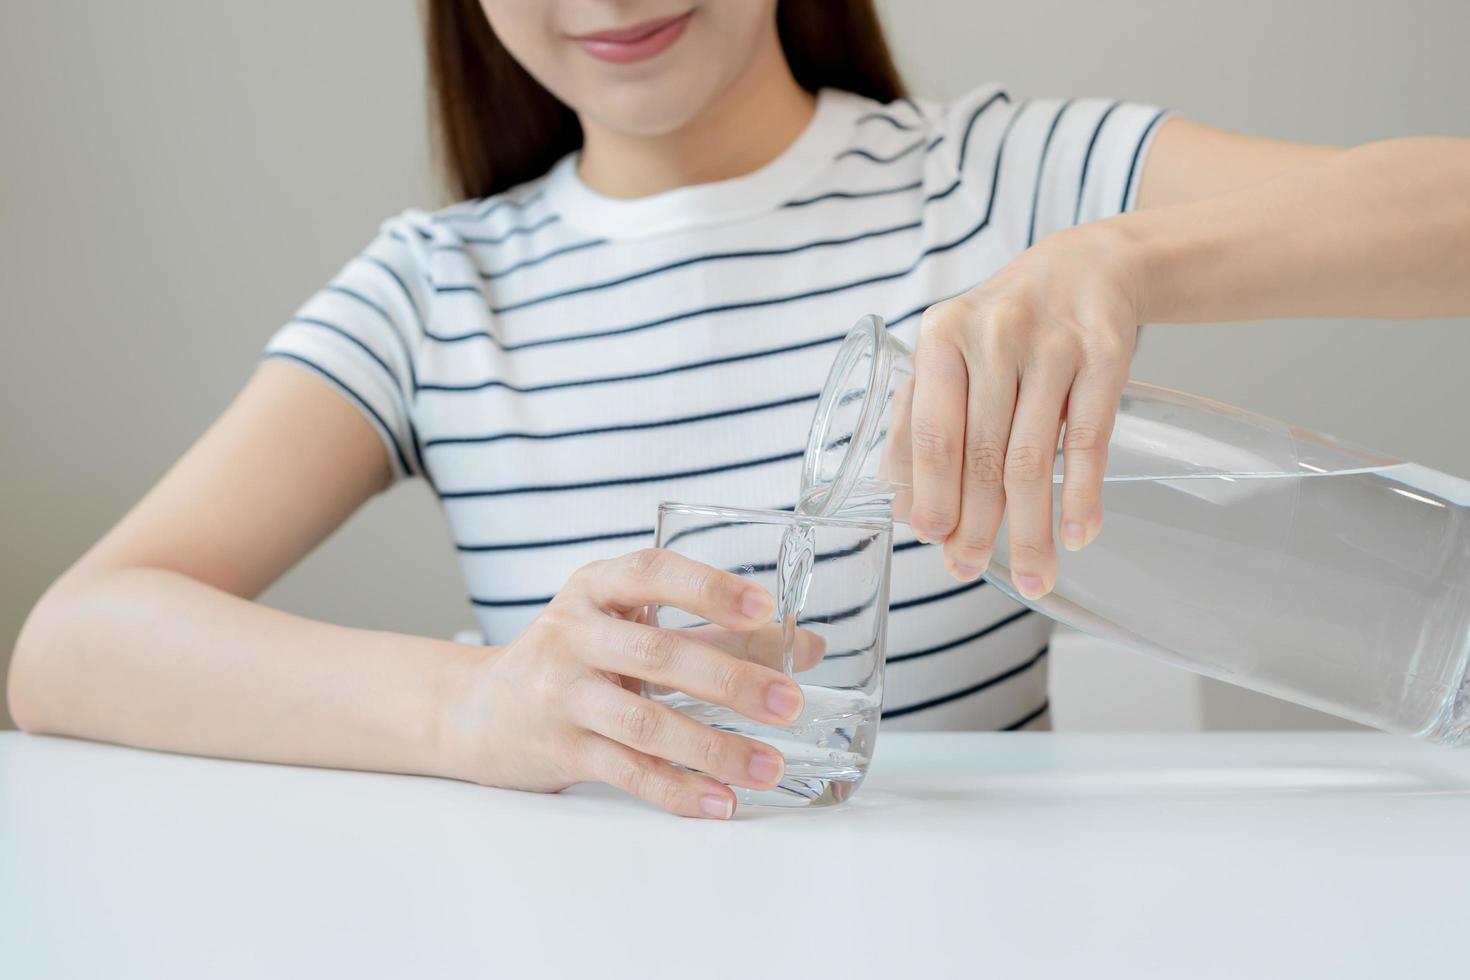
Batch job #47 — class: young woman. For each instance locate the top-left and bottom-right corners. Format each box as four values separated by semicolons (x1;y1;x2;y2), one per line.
9;1;1468;818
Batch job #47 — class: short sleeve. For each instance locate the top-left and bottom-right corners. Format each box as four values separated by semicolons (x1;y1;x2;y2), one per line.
941;85;1172;254
262;214;432;480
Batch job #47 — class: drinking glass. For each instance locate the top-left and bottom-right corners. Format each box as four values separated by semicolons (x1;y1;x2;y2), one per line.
646;501;893;808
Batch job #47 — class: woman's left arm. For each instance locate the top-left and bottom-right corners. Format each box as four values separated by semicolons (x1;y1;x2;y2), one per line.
1130;118;1470;320
910;119;1470;596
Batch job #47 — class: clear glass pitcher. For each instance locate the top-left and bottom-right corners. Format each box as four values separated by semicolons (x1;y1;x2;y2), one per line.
803;315;1470;744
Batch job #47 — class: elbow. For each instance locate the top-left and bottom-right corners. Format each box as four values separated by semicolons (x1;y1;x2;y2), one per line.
7;585;79;734
8;609;46;733
7;667;43;735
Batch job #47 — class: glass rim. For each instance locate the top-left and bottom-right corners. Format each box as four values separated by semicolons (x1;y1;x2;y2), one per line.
657;499;893;533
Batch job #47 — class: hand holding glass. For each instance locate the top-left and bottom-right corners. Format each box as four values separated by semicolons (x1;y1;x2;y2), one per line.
646;502;892;807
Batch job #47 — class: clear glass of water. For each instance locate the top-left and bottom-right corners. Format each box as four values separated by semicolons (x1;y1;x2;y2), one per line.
646;501;892;808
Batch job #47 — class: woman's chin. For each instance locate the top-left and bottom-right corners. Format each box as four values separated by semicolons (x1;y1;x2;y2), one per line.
577;89;715;139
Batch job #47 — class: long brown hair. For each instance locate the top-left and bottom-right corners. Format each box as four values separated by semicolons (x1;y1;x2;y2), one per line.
424;1;907;202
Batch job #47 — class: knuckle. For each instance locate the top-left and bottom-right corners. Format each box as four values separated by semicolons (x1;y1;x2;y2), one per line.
1083;331;1131;367
696;731;727;774
1009;539;1048;565
708;659;746;706
655;772;686;813
614;755;652;795
624;547;668;583
980;294;1032;335
568;559;606;589
686;564;720;603
558;730;596;778
910;417;953;463
627;628;679;673
919;301;963;339
617;702;660;745
1063;419;1106;456
917;305;943;337
913;502;958;534
953;529;995;558
535;603;574;637
963;440;1006;490
524;615;556;649
1004;445;1051;488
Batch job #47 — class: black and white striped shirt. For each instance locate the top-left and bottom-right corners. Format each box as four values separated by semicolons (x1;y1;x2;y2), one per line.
265;84;1169;731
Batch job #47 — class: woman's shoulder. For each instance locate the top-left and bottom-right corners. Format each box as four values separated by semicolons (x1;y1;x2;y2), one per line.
924;83;1171;189
351;166;573;290
893;83;1172;248
832;82;1015;187
915;82;1014;177
421;171;558;235
371;171;554;241
890;82;1012;133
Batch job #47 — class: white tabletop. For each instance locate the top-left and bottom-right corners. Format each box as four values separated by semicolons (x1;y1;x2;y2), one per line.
3;730;1467;979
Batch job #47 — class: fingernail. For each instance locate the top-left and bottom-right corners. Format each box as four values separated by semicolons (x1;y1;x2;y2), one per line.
699;794;734;820
914;530;932;545
952;563;983;582
740;588;773;620
1015;574;1046;599
766;682;803;721
748;751;783;785
1062;522;1086;551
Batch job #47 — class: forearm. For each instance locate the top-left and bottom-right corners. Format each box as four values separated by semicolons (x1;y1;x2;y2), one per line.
8;567;478;779
1117;137;1470;323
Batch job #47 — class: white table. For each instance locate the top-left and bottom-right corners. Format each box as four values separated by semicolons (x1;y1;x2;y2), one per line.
3;731;1467;979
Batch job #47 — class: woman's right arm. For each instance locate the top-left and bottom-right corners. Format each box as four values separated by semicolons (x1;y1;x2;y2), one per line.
7;360;468;775
8;361;801;817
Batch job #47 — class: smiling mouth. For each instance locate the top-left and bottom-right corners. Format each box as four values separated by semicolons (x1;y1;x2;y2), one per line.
569;10;694;65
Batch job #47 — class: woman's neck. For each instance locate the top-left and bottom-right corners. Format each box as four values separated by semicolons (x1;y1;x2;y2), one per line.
575;41;816;198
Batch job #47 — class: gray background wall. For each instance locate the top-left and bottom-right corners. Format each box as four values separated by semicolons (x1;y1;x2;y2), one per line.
2;0;1466;731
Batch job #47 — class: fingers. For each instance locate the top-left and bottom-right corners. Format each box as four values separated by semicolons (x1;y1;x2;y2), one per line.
943;340;1017;581
573;731;737;820
1058;350;1127;551
689;622;827;673
790;626;827;673
880;377;916;524
908;305;970;544
580;548;773;630
588;617;805;726
575;682;785;793
1001;359;1071;599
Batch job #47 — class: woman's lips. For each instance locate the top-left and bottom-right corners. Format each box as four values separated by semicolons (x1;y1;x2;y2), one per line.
571;11;693;64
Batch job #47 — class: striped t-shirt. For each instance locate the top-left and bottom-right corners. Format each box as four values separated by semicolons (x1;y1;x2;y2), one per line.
265;84;1169;732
